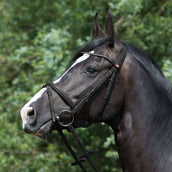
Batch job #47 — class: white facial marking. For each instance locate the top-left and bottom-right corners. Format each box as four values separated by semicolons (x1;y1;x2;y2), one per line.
20;88;46;129
54;51;94;84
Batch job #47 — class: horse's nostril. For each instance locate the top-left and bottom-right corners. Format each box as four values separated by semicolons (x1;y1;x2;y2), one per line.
26;106;37;126
28;109;34;117
25;106;34;117
21;106;37;130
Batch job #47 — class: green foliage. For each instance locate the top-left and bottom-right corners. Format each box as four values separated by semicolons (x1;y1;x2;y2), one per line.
162;60;172;82
0;0;172;171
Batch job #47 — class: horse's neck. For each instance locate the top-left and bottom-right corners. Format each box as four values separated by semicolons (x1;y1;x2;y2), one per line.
114;55;172;172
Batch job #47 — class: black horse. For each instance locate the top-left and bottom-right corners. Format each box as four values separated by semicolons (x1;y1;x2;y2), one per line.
21;11;172;172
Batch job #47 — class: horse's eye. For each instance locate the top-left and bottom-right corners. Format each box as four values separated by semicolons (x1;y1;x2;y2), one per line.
86;67;97;74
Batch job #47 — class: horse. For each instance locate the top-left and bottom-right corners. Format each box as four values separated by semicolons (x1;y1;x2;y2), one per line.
20;11;172;172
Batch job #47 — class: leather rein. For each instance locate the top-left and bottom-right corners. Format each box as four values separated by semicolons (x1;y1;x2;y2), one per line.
43;45;127;172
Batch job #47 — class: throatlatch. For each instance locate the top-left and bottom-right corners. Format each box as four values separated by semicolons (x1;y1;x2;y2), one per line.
43;45;127;172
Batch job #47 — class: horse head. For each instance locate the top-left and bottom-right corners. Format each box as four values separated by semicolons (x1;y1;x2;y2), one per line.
20;11;127;138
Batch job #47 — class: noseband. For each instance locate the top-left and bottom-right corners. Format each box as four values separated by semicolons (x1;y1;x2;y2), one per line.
43;45;127;172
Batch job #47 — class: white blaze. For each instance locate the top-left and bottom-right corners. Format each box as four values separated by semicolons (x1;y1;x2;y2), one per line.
54;52;92;83
20;51;93;129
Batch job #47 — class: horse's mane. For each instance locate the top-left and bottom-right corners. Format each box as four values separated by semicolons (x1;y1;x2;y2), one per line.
122;42;172;96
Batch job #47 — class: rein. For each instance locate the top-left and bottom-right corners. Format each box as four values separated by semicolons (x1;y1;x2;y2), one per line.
43;45;127;172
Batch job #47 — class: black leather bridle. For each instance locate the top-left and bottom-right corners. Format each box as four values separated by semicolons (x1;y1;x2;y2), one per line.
43;45;127;172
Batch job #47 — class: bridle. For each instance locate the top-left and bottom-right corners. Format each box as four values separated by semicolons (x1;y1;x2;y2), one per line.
43;44;127;172
44;45;127;171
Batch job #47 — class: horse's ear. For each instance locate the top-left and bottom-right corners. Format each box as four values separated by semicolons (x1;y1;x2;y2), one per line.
105;10;120;48
92;13;105;40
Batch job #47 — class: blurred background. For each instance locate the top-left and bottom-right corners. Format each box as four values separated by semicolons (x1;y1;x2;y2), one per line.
0;0;172;171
